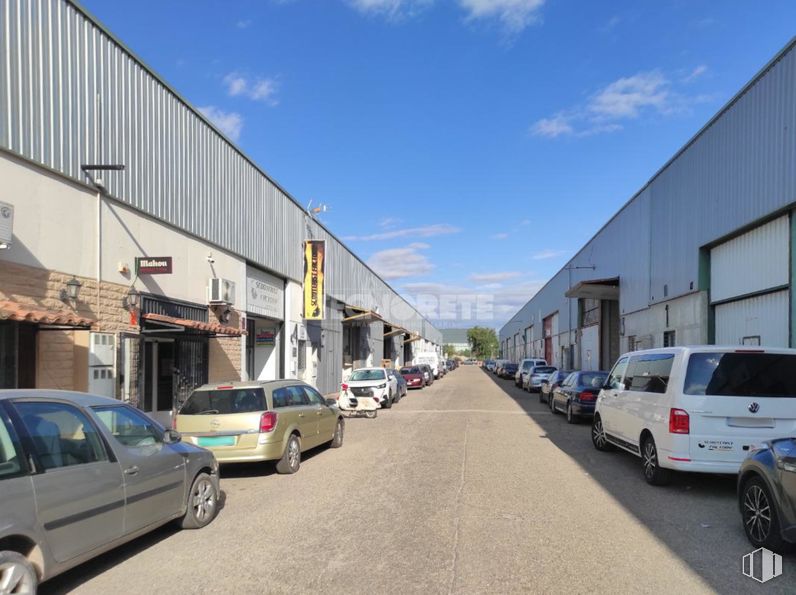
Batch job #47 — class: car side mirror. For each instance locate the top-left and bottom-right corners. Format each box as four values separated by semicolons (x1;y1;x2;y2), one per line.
163;429;182;444
325;398;338;407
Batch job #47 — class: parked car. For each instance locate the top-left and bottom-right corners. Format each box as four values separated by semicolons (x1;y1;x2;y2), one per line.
592;346;796;486
176;380;344;473
345;368;399;409
737;437;796;552
493;359;508;374
393;370;408;399
0;390;220;591
415;352;442;379
418;364;434;386
446;360;456;372
501;363;519;379
516;358;548;388
550;370;609;423
522;365;558;392
485;360;496;372
400;366;426;389
540;370;574;404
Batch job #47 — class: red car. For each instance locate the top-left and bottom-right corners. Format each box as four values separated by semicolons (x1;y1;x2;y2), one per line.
399;366;426;389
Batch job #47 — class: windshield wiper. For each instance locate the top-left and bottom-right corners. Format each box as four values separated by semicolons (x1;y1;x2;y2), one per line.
197;409;220;415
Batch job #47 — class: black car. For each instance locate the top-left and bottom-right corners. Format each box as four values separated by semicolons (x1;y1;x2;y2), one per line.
539;370;574;404
550;371;609;423
738;438;796;552
501;363;519;379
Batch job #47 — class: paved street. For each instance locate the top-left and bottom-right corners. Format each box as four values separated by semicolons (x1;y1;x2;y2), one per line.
45;366;794;594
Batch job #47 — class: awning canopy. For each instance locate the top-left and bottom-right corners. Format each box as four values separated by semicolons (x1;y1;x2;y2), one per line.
384;326;408;338
142;312;244;336
565;278;620;300
404;334;422;343
0;300;93;328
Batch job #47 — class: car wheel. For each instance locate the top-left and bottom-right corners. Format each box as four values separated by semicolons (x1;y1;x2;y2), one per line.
180;472;219;529
276;434;301;474
538;391;545;403
550;397;559;415
641;435;672;486
330;418;345;448
366;410;377;419
591;415;614;452
741;476;786;551
567;403;578;424
0;551;37;595
383;393;393;409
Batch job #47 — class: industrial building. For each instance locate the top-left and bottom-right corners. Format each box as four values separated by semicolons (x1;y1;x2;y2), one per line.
0;0;441;425
441;328;471;354
500;38;796;370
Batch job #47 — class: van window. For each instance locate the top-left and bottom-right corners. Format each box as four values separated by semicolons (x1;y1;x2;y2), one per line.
180;388;266;415
684;352;796;397
625;354;674;394
606;357;628;390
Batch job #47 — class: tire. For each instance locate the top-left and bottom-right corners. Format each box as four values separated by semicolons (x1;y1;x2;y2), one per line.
330;418;344;448
383;394;393;409
366;410;377;419
550;396;559;415
0;551;38;595
741;476;787;552
567;403;579;424
180;472;219;529
591;415;615;452
538;391;545;403
641;435;672;486
276;434;301;474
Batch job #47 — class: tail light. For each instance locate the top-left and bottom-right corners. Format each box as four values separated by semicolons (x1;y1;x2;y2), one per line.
669;408;690;434
578;391;596;401
171;414;178;430
341;383;349;392
259;411;278;433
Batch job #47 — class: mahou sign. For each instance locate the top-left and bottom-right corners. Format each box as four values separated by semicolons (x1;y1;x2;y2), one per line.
136;256;173;275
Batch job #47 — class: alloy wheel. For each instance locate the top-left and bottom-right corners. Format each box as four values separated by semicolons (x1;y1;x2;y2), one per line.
288;438;300;470
191;478;217;524
592;419;607;448
642;441;657;480
744;485;772;543
0;560;35;595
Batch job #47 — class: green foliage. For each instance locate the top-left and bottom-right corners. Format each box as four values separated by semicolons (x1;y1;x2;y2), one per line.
467;327;498;358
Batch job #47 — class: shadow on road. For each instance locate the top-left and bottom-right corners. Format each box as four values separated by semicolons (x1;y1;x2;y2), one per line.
481;368;794;594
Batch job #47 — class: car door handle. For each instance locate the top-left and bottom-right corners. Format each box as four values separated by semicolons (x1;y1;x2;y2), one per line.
124;466;139;476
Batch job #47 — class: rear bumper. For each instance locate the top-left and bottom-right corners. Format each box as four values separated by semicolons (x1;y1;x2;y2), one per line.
660;456;741;474
572;402;596;416
184;436;286;463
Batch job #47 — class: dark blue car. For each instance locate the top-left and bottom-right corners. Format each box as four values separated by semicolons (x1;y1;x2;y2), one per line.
501;363;519;379
550;371;609;424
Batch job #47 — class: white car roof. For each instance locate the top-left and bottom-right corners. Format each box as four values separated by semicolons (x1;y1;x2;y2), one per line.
620;345;796;358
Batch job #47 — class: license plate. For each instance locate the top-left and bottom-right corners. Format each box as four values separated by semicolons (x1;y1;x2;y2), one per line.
198;436;236;447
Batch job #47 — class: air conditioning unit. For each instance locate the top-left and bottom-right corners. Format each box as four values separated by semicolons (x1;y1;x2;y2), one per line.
208;278;235;305
0;202;13;249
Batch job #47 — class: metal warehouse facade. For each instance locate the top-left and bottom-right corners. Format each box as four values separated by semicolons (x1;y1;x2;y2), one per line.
500;39;796;370
0;0;440;423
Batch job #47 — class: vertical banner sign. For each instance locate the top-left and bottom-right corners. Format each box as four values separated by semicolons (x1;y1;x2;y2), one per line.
303;240;325;320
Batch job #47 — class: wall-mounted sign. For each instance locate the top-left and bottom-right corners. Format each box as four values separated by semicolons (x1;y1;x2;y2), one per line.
246;267;284;320
255;330;276;346
136;256;172;275
303;240;325;320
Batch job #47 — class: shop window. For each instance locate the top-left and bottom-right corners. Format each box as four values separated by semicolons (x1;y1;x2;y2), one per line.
297;340;307;372
627;335;637;352
581;299;600;327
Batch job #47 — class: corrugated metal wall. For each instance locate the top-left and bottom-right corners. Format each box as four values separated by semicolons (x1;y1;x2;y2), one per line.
0;0;440;345
502;38;796;347
715;290;789;347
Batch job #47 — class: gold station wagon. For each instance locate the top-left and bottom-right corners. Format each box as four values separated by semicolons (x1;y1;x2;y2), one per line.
174;380;344;474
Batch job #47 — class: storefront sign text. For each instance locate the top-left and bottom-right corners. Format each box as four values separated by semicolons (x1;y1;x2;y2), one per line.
136;256;173;275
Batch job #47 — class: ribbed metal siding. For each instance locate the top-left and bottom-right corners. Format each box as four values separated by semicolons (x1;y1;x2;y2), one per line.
0;0;439;344
715;290;789;347
710;216;789;302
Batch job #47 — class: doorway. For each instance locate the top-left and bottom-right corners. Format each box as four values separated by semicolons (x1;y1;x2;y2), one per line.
142;339;175;424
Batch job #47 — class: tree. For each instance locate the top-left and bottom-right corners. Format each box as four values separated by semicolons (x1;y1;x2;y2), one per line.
467;326;498;359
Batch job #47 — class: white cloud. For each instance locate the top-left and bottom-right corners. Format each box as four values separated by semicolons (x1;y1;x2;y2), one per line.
532;248;566;260
343;223;460;242
367;244;434;279
531;68;712;139
223;73;280;105
491;232;510;240
379;217;402;229
346;0;433;19
682;64;708;83
458;0;545;33
198;106;243;141
470;271;522;283
236;19;252;29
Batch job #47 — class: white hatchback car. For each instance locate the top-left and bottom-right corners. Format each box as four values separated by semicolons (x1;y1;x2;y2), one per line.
342;368;399;409
591;346;796;485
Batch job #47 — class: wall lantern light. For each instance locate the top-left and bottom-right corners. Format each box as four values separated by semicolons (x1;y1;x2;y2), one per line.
124;288;140;310
61;277;82;302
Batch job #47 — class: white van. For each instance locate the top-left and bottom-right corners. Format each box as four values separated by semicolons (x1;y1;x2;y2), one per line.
414;352;440;379
592;346;796;485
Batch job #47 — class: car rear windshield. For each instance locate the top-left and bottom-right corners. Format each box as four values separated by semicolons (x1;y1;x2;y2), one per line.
180;388;267;415
400;367;420;374
350;369;386;381
579;372;608;388
684;352;796;398
533;367;557;374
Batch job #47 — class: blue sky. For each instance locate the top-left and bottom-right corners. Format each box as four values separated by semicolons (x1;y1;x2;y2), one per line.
83;0;796;329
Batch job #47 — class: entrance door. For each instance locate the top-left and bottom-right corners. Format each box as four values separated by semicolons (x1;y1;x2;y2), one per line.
142;340;175;425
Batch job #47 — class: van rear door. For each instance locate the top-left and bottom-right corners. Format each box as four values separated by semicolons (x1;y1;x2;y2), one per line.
683;350;796;465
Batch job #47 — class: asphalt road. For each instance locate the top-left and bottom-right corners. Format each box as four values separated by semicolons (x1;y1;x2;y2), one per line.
44;366;794;594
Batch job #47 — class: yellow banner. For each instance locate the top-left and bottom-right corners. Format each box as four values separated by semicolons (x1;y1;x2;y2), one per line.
303;240;325;320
